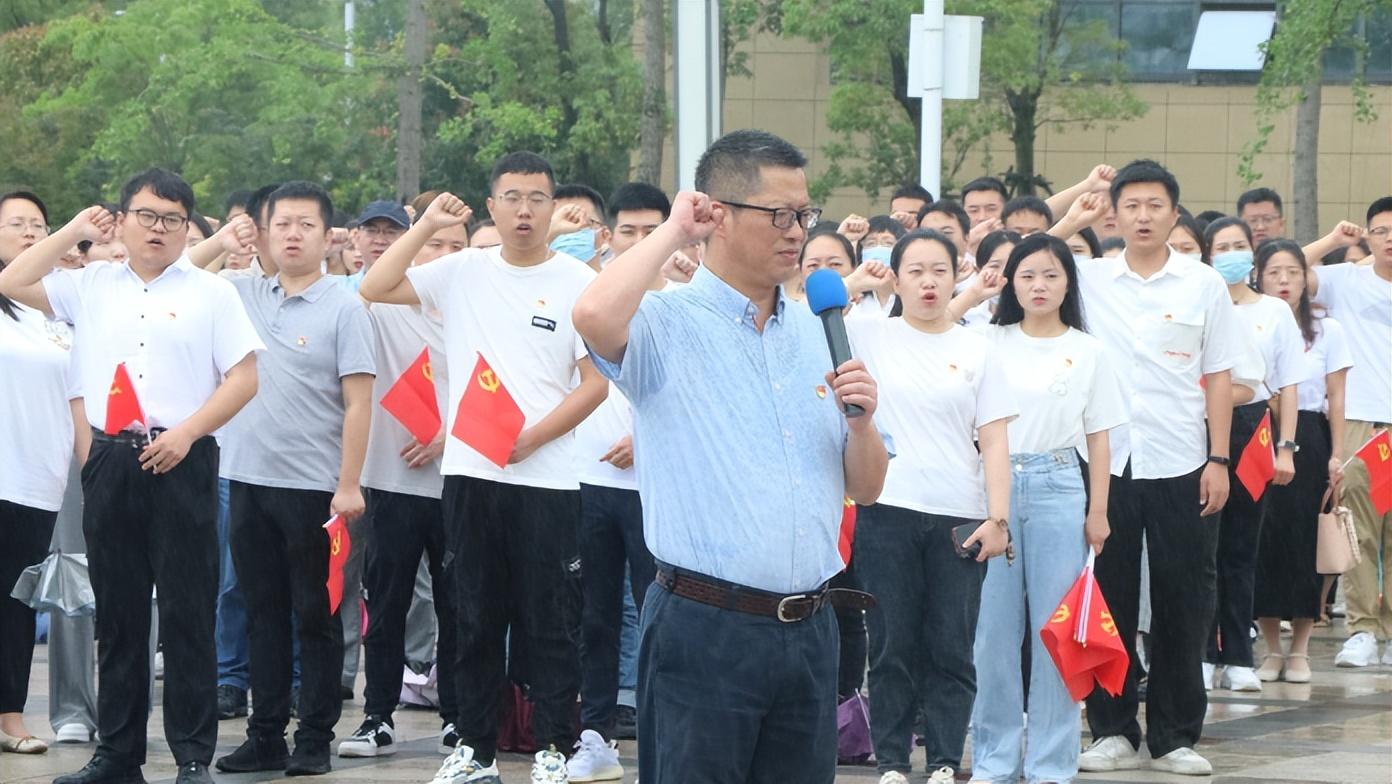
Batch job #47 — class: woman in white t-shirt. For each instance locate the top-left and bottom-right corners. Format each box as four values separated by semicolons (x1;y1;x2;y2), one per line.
1200;217;1309;693
966;233;1128;784
1252;239;1352;685
945;229;1019;328
0;190;85;754
848;229;1016;784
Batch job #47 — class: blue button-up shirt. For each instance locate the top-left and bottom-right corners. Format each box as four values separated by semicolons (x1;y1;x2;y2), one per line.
590;265;848;593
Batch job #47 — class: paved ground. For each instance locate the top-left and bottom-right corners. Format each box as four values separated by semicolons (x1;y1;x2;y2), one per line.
3;620;1389;783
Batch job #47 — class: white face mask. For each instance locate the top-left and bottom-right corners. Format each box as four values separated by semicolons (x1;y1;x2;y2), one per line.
1073;253;1091;265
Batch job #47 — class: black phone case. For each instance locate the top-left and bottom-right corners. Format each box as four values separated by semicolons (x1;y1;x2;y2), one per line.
951;522;982;558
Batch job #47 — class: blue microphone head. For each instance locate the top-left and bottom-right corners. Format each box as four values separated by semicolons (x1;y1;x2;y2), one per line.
805;268;849;315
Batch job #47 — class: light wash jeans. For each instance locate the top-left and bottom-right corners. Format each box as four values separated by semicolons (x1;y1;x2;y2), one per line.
971;449;1090;784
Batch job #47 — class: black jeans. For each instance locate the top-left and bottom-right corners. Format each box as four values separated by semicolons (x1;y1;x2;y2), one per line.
229;482;344;747
1085;464;1218;758
830;557;867;700
442;476;581;763
0;500;57;713
637;582;839;784
1208;402;1272;666
578;483;655;736
83;432;219;767
361;487;458;723
857;504;986;774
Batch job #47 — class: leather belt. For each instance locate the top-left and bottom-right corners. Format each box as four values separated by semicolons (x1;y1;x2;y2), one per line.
90;426;166;449
654;565;876;623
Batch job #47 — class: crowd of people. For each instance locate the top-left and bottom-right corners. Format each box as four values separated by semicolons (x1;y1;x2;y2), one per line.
0;127;1388;784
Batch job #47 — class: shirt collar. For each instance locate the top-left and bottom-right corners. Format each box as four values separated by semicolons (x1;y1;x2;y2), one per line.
688;264;787;326
1113;247;1192;281
271;273;333;302
121;253;194;285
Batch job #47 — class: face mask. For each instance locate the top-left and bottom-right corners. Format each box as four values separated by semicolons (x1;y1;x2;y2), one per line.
1184;252;1202;261
550;228;597;261
861;246;892;265
1073;254;1091;265
1211;250;1254;284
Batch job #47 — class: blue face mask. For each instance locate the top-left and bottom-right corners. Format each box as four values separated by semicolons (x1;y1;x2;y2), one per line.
1211;250;1254;284
551;228;597;262
861;246;892;265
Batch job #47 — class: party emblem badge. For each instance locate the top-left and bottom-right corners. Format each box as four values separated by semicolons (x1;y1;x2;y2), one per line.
815;384;828;399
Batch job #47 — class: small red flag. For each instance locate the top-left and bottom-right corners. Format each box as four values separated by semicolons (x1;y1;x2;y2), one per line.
1235;410;1276;502
324;515;352;614
451;352;525;469
380;346;442;444
104;362;146;435
1354;429;1392;516
837;497;857;567
1040;553;1129;701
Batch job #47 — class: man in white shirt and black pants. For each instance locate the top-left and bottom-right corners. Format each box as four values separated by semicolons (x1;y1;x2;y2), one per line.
1051;160;1241;777
0;168;263;784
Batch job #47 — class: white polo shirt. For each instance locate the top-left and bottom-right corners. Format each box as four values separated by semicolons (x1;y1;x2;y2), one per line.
1078;250;1242;479
43;256;264;433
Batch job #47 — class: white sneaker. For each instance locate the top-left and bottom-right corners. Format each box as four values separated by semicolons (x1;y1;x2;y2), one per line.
565;730;623;782
54;724;92;743
877;773;910;784
531;746;569;783
1223;666;1263;692
154;651;165;681
927;767;956;784
1150;746;1213;775
1078;736;1142;772
337;716;396;757
431;744;502;784
1335;631;1379;667
1201;662;1216;691
439;722;459;755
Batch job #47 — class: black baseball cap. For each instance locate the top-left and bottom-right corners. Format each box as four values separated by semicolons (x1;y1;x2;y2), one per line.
355;200;409;228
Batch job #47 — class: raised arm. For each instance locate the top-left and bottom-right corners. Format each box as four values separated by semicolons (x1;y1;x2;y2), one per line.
189;213;257;269
1045;164;1115;226
0;205;114;315
359;192;472;305
1048;191;1109;242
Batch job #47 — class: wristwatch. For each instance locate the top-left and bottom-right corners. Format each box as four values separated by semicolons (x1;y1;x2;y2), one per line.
1276;439;1300;453
1207;455;1231;466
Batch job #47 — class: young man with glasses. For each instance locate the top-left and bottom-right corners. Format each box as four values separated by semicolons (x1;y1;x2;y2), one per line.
0;168;263;784
360;152;608;782
342;201;410;294
1237;188;1286;247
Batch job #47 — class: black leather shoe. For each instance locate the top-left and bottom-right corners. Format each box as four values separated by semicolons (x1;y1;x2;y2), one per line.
614;704;638;740
215;735;289;773
286;741;332;777
174;762;213;784
52;756;146;784
216;684;248;720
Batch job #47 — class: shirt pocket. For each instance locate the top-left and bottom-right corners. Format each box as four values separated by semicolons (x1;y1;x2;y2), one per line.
1148;306;1205;371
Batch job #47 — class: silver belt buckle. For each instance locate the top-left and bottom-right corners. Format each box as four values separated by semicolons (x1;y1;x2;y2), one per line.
776;593;812;623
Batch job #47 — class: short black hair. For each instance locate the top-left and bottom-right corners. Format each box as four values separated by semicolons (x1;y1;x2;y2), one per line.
0;190;49;224
224;189;253;217
1322;240;1370;265
1367;195;1392;224
554;183;607;223
960;177;1008;203
608;182;671;223
1201;216;1254;263
992;233;1087;332
859;214;907;262
696;129;807;202
890;183;934;205
1100;236;1127;254
1076;227;1102;259
489;151;556;192
1170;214;1205;251
245;183;282;229
119;167;196;216
917;200;970;237
1002;196;1053;226
1195;209;1226;227
975;230;1022;270
188;211;214;241
1111;159;1179;208
267;181;334;228
1237;187;1283;216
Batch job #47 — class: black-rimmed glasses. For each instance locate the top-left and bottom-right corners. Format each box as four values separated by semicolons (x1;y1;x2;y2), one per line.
717;199;821;230
128;208;188;232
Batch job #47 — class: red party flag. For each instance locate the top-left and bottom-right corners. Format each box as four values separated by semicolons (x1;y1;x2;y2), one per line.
104;362;146;435
837;497;857;567
380;346;442;444
451;352;525;469
1354;429;1392;516
324;515;352;614
1040;553;1130;701
1235;410;1276;502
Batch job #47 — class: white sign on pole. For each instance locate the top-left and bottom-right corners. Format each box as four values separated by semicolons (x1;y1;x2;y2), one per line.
906;2;982;197
673;0;722;191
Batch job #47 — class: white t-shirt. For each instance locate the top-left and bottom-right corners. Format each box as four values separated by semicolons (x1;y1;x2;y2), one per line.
406;247;596;490
1312;263;1392;423
1235;294;1310;403
985;324;1128;455
361;302;449;499
0;303;76;511
846;292;895;321
575;384;637;491
1297;316;1354;414
849;318;1018;518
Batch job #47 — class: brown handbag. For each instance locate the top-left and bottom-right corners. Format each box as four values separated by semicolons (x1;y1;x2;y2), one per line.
1316;485;1360;575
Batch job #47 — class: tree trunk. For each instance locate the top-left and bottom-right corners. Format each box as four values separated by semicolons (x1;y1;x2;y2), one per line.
1291;76;1321;242
634;0;666;185
395;0;426;201
1007;89;1039;196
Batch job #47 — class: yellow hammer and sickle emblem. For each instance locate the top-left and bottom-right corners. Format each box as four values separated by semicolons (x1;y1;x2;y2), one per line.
478;369;500;393
1379;443;1390;462
330;531;341;556
1101;610;1118;636
110;385;122;396
1259;429;1270;447
422;361;434;382
843;497;854;509
1051;604;1070;624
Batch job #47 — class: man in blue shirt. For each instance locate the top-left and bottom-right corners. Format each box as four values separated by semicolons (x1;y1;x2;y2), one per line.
573;129;888;783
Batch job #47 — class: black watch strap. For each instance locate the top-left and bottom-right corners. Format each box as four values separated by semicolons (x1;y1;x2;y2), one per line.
1207;455;1231;466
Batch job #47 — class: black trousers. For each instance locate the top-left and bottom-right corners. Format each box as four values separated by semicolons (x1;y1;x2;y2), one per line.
361;487;458;723
83;433;219;767
1084;464;1218;758
1208;402;1272;666
1254;411;1331;620
229;481;344;747
830;557;867;700
0;500;57;713
442;476;582;762
578;483;655;736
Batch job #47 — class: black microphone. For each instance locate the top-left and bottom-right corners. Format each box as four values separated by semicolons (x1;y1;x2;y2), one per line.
805;269;865;418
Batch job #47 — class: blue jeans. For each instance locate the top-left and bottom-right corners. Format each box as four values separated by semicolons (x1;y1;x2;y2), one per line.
858;504;986;774
971;450;1089;784
617;568;639;707
217;477;298;691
